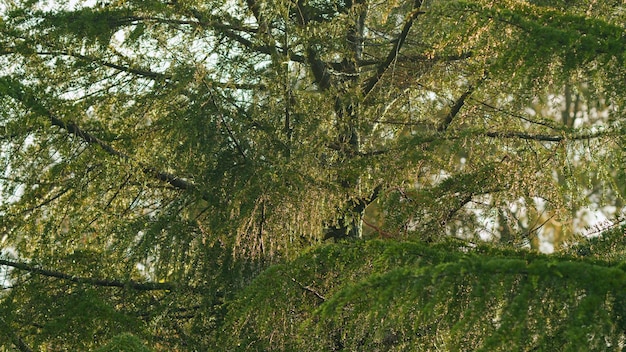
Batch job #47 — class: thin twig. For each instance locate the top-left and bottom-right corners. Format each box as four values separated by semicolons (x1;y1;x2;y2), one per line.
291;277;326;301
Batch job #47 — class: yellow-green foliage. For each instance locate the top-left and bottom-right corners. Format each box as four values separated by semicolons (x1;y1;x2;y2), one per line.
222;240;626;351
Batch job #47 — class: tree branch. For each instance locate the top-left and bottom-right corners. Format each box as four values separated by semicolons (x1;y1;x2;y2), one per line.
358;51;472;67
482;131;569;142
0;316;33;352
0;77;199;194
291;277;326;301
37;51;168;80
362;1;425;95
49;115;197;191
363;217;394;239
438;74;486;132
0;258;176;291
306;46;332;90
472;98;560;129
438;86;474;132
351;127;615;158
440;193;474;227
7;49;266;89
446;129;613;143
206;86;248;161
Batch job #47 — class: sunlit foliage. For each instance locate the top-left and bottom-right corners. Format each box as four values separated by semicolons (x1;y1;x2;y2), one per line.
0;0;624;349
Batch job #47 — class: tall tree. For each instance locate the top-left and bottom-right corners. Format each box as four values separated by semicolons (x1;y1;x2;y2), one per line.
0;0;624;350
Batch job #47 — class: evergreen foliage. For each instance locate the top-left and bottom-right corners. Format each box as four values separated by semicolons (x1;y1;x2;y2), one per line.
94;333;153;352
221;238;626;351
0;0;624;350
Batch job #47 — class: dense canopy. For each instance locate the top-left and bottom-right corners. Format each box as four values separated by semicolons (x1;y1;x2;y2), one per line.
0;0;625;350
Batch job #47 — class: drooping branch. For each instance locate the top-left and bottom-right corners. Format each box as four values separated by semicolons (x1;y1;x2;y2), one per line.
0;258;176;291
0;77;199;195
48;115;197;192
206;88;248;161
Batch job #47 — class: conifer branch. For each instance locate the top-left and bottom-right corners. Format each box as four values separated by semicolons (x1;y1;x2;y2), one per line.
37;51;167;79
48;114;196;192
5;49;265;89
438;73;486;132
363;217;394;239
439;129;613;143
0;258;176;291
0;77;199;194
0;316;33;352
362;0;426;95
438;85;475;132
481;131;608;142
306;47;332;90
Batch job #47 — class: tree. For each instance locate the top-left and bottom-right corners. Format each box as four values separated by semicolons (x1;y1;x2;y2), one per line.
0;0;624;350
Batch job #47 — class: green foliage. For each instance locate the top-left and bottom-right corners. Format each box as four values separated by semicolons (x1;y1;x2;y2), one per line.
0;284;145;350
566;223;626;262
0;0;625;350
95;333;153;352
222;240;626;351
489;4;625;73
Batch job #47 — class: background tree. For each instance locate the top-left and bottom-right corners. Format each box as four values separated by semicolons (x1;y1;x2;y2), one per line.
0;0;624;350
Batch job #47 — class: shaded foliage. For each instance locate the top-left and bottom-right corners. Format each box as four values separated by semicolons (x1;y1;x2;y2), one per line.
222;239;626;351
